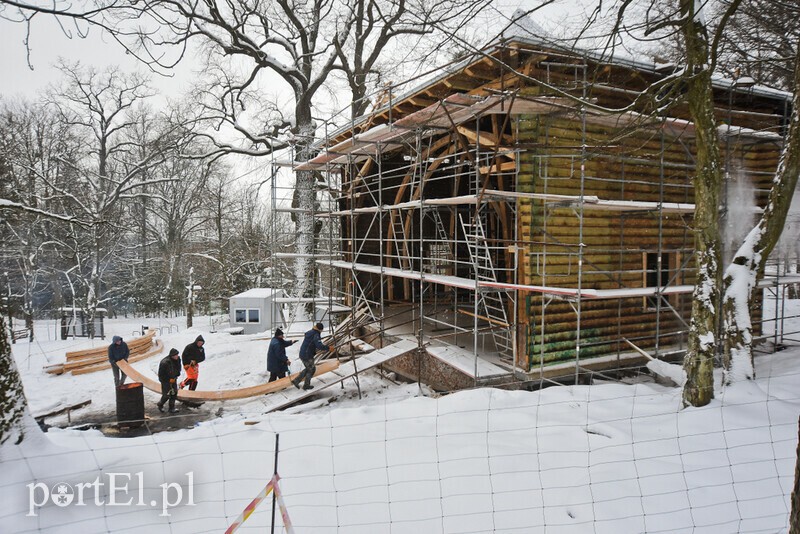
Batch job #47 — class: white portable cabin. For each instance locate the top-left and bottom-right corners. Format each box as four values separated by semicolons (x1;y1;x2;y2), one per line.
227;288;285;335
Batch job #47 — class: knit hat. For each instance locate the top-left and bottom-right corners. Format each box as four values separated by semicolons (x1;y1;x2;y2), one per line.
275;328;284;337
315;322;324;331
169;348;180;357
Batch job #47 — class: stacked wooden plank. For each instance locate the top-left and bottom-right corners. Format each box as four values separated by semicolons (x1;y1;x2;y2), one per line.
45;331;163;375
320;304;375;359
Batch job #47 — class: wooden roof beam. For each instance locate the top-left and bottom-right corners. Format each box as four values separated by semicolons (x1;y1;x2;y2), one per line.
443;76;477;91
456;126;514;151
464;66;497;81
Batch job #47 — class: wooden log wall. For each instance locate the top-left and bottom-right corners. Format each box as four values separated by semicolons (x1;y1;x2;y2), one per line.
516;109;781;370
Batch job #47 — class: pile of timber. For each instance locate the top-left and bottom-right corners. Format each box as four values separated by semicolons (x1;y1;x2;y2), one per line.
320;304;375;359
45;331;163;376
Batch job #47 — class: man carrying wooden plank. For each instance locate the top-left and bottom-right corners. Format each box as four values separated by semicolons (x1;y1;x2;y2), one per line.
292;323;333;390
157;348;182;414
108;335;130;387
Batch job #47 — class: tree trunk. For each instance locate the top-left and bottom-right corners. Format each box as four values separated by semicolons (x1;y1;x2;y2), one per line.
186;267;194;329
791;415;800;534
722;48;800;384
680;0;723;408
290;101;321;318
0;316;30;445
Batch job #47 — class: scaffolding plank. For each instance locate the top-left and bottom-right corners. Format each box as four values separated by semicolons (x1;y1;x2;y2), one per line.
321;194;480;216
273;297;345;303
316;303;353;313
316;190;695;218
263;339;418;412
322;260;698;299
319;260;478;290
483;190;696;214
273;253;340;259
479;281;695;299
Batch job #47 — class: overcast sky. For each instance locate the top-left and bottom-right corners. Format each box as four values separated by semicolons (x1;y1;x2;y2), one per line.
0;14;196;100
0;0;592;100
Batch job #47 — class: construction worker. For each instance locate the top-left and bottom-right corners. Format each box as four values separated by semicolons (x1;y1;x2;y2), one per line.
267;328;296;382
107;335;130;387
292;322;332;390
180;335;205;390
157;348;182;413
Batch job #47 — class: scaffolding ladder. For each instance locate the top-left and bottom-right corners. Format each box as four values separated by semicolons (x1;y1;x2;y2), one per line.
423;209;454;275
392;212;412;270
459;213;513;356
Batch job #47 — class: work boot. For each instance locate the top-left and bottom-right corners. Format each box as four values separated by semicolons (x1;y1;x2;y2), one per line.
157;403;164;413
303;384;314;390
292;379;301;389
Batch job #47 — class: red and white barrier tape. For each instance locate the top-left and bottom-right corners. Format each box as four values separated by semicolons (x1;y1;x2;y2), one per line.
225;474;294;534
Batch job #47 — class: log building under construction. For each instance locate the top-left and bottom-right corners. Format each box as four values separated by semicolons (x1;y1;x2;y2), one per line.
272;21;798;390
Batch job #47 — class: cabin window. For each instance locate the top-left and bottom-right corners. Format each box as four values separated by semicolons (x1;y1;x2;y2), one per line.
642;252;674;310
234;308;261;323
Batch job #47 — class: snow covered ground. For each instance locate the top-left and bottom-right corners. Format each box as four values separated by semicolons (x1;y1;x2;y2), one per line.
2;299;799;533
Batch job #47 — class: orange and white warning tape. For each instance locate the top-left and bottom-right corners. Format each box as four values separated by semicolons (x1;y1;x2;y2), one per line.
225;474;294;534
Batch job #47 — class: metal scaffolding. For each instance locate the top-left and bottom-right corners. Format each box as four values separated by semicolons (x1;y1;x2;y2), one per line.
269;48;799;388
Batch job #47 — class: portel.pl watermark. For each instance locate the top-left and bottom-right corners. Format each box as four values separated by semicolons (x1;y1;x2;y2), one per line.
27;472;195;517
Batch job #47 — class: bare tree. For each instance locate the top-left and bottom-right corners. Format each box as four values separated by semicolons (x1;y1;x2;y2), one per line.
123;0;493;313
716;0;800;90
672;0;728;407
45;63;175;336
0;315;31;444
332;0;491;119
0;0;184;71
143;148;215;314
791;415;800;534
721;48;800;383
0;100;77;336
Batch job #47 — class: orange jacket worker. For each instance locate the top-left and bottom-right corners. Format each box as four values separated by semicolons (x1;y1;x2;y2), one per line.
179;335;205;390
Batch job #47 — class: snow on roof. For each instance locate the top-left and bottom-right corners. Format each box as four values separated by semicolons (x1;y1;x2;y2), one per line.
229;288;280;299
311;11;790;152
498;11;792;102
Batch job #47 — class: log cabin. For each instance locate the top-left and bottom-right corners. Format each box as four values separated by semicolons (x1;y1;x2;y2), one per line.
289;15;793;388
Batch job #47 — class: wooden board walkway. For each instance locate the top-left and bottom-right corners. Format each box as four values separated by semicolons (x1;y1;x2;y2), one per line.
262;339;419;413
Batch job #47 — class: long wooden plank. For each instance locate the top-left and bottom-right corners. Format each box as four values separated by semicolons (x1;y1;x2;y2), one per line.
116;358;340;401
